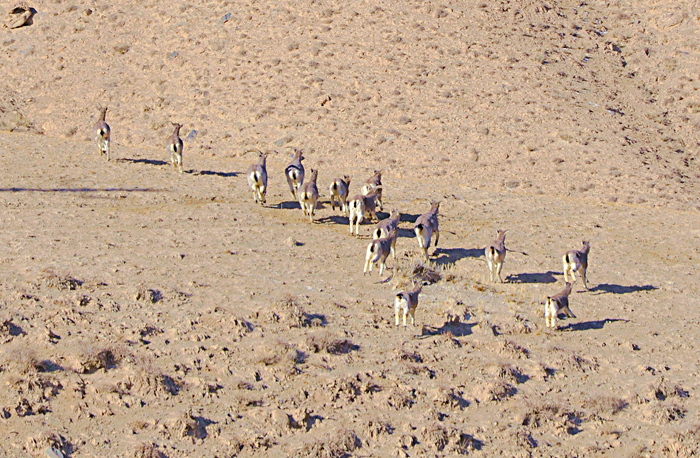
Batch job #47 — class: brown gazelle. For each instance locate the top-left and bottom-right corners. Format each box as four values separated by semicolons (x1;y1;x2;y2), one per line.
394;283;422;327
167;122;184;174
284;147;305;200
246;150;268;205
361;170;384;211
373;209;400;260
485;229;507;283
545;282;576;329
329;175;351;216
414;201;440;260
364;229;397;276
93;107;111;161
563;241;591;290
298;168;319;223
348;192;379;236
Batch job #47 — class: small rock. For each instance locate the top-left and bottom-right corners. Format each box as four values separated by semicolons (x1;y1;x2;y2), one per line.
274;135;293;147
45;448;64;458
286;237;302;247
4;3;35;29
270;409;291;429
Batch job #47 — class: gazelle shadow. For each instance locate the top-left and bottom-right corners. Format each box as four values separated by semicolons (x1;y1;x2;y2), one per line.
588;284;657;295
196;170;238;177
316;215;348;225
506;271;559;284
279;200;302;210
433;247;483;267
399;213;421;224
118;158;168;166
560;318;629;332
420;321;475;338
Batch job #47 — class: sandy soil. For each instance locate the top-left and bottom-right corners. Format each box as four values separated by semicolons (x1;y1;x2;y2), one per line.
0;0;699;457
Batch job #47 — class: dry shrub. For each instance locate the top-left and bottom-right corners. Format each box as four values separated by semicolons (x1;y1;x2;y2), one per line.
491;313;535;335
517;400;560;428
516;397;582;434
487;363;528;384
229;317;254;341
297;428;361;458
38;268;82;291
661;424;700;458
403;364;434;379
499;339;530;359
76;345;119;374
8;374;59;417
484;380;517;402
253;340;305;375
546;347;598;373
133;442;166;458
649;378;689;401
3;346;42;374
7;371;61;407
450;432;482;455
305;331;357;355
231;390;263;410
581;395;628;416
363;419;393;440
131;355;180;397
431;386;468;409
439;300;470;324
0;317;24;342
510;429;537;448
398;349;422;363
176;408;208;441
134;285;162;303
24;430;69;457
266;294;306;328
325;376;360;404
384;388;414;410
422;423;448;451
433;330;461;348
642;401;687;424
474;312;496;335
392;255;441;289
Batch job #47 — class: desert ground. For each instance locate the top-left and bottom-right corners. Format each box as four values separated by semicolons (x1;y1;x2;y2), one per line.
0;0;699;457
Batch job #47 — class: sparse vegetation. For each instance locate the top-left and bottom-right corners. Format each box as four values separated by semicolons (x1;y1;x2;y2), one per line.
75;345;119;374
37;269;82;291
296;428;360;458
0;0;696;455
304;331;357;355
392;254;441;289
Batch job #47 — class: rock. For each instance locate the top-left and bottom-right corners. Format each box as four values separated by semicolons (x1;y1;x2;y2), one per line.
4;3;35;29
45;448;64;458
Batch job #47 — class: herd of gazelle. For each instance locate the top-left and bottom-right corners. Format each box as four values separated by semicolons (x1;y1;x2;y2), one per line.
93;108;591;331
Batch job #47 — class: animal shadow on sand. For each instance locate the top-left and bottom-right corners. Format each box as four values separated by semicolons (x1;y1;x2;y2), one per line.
0;187;161;193
560;318;629;332
420;321;475;338
278;200;302;210
118;158;168;166
195;170;238;177
399;213;420;224
506;271;559;284
433;247;483;267
316;214;348;225
588;284;657;295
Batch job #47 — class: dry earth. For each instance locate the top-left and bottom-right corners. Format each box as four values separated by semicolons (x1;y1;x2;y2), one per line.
0;0;699;457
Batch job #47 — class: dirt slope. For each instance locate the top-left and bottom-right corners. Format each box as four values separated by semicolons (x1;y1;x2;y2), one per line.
0;0;699;457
